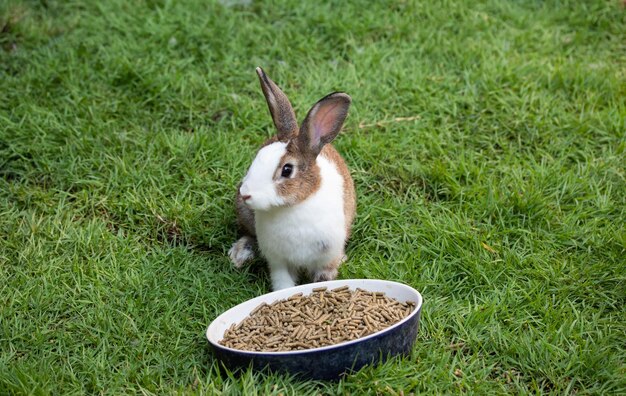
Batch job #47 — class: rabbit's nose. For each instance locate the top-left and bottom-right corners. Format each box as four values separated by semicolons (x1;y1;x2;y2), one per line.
239;184;251;200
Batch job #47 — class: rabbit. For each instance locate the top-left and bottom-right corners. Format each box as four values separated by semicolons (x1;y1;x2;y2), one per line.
228;67;356;291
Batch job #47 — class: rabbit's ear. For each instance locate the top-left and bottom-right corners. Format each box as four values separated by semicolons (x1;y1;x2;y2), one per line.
298;92;351;157
256;67;298;140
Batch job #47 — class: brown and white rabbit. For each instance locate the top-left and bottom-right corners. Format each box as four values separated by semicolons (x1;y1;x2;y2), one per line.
228;67;356;291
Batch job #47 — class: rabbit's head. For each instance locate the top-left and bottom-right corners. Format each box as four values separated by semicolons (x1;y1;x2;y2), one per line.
239;67;351;211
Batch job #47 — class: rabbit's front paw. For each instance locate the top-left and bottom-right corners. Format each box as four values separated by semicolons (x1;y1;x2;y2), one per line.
228;236;255;268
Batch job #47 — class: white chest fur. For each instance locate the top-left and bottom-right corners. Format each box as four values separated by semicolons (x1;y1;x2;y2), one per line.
255;155;346;271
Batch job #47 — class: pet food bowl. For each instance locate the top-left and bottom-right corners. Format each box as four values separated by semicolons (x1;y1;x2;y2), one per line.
206;279;423;380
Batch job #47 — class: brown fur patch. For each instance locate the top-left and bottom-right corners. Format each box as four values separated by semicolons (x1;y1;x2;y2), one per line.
275;140;322;205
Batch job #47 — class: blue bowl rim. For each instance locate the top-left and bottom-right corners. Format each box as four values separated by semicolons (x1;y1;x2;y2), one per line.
206;279;423;356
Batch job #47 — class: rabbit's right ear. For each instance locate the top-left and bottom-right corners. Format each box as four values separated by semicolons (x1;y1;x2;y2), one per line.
256;67;298;141
298;92;351;158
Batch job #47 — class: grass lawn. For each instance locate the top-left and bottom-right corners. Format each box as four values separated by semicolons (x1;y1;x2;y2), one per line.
1;0;625;394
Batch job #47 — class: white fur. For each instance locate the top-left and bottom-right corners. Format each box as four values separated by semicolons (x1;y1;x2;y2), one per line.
239;142;287;211
254;155;346;290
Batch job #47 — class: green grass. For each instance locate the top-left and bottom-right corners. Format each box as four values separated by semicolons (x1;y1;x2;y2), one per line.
1;0;625;394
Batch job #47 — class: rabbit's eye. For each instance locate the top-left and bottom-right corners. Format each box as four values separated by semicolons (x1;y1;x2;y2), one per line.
281;163;294;178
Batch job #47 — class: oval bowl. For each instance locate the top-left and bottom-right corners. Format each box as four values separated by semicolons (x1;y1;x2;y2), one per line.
206;279;423;380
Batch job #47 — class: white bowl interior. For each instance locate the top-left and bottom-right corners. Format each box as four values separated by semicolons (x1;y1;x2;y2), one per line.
206;279;422;354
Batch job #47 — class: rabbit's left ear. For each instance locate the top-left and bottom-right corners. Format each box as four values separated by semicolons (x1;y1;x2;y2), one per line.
256;67;298;140
298;92;351;157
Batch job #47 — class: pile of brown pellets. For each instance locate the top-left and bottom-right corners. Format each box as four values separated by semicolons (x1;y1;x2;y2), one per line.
219;286;416;352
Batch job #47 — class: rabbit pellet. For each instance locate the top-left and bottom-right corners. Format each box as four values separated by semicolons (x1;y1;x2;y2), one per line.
219;287;416;352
